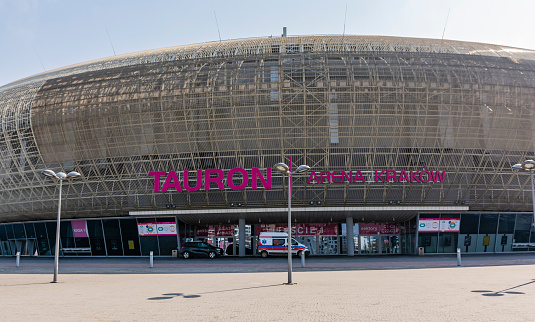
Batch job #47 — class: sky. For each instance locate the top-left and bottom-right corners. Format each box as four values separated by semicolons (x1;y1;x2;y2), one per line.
1;0;534;87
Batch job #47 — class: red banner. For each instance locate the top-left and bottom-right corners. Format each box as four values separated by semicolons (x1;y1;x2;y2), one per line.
359;223;399;235
254;224;338;236
196;225;235;237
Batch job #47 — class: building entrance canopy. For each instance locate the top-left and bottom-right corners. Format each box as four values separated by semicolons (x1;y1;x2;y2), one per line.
130;206;468;225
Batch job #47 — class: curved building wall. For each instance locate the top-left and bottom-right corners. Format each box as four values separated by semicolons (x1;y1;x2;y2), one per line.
1;36;535;222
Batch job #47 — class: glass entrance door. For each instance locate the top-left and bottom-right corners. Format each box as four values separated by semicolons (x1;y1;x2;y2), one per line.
360;236;380;254
381;235;400;254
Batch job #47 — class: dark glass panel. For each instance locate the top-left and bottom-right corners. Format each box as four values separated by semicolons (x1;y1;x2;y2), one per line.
140;237;159;256
45;222;58;254
102;219;123;256
138;218;159;256
514;213;532;244
498;214;516;234
158;236;178;256
119;219;141;256
514;231;530;244
0;225;7;240
515;213;532;231
87;220;105;256
479;214;498;234
34;222;51;255
460;214;479;234
34;222;48;239
24;223;36;238
13;224;26;239
74;238;90;248
60;221;75;253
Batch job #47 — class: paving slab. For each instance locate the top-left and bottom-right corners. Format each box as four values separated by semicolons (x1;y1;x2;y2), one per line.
2;254;535;320
1;265;535;321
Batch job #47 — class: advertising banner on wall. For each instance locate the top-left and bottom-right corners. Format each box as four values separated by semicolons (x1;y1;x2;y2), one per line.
155;222;178;236
196;225;235;237
418;218;460;232
254;224;338;236
138;222;177;236
71;220;89;238
138;223;158;236
439;219;460;232
418;219;440;232
358;223;399;235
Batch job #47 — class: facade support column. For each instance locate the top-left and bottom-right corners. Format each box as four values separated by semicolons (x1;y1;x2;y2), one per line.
346;217;354;256
239;218;246;257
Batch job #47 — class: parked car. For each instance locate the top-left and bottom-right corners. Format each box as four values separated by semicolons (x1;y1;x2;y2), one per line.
225;243;254;255
179;241;224;259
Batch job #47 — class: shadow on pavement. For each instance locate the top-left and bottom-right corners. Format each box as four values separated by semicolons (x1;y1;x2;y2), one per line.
472;280;535;296
1;282;53;287
147;284;280;300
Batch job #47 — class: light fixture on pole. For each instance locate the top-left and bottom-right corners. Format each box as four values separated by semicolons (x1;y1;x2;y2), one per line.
42;169;81;283
273;162;310;285
512;160;535;230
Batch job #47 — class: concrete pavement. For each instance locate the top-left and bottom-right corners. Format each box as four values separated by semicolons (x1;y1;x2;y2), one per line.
1;255;535;321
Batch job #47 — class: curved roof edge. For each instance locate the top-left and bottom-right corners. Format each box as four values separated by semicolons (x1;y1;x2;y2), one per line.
3;35;535;92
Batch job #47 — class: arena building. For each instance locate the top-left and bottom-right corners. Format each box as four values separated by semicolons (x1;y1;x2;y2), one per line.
1;35;535;257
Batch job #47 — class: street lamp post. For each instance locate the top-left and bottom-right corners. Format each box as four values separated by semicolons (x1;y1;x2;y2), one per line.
273;162;310;285
42;169;81;283
512;160;535;231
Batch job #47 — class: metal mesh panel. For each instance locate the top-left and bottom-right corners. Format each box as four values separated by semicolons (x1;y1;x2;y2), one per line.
1;36;535;222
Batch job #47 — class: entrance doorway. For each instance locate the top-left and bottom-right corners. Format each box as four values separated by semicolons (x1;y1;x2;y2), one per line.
381;235;400;254
360;236;379;254
360;235;400;254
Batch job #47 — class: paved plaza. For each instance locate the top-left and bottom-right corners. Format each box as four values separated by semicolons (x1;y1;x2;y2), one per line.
1;255;535;321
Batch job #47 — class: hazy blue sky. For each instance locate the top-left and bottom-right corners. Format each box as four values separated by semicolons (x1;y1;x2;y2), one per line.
1;0;534;86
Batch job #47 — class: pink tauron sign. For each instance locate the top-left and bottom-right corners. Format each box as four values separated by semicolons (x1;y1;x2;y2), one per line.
149;168;271;192
71;220;89;238
307;169;445;184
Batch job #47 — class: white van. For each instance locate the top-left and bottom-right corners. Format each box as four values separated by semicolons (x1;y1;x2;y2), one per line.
257;232;309;258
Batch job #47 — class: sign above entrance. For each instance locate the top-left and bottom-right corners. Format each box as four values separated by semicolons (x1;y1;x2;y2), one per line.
359;223;399;235
255;224;338;236
196;225;235;237
418;218;460;232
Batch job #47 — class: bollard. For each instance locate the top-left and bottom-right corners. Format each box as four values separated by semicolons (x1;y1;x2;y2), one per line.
150;251;153;268
300;251;305;268
16;252;20;268
457;248;461;266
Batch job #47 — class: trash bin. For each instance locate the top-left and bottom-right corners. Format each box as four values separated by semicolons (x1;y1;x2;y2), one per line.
418;247;424;256
172;249;178;258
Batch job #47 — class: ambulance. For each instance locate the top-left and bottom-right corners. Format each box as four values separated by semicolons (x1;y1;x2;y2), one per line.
257;232;309;258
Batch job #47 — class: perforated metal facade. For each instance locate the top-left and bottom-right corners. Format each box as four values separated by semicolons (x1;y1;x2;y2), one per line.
1;35;535;223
